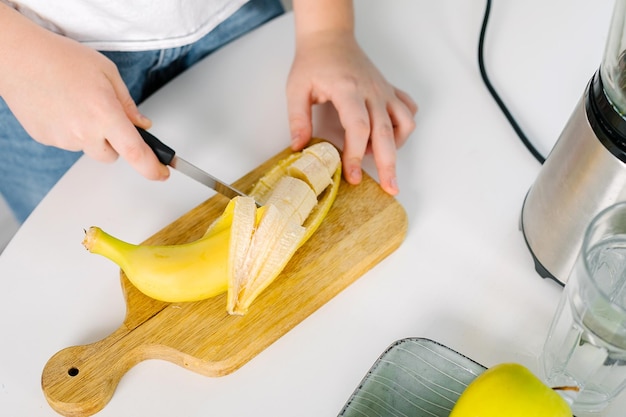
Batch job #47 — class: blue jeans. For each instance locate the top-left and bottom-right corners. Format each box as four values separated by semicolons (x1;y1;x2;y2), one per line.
0;0;283;223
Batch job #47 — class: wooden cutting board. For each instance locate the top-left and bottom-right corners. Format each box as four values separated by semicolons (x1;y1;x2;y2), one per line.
41;143;408;417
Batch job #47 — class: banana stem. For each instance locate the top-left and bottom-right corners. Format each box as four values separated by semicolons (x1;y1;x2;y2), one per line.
552;386;580;392
83;227;135;270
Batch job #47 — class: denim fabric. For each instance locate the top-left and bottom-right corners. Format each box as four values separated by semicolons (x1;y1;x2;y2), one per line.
0;0;283;223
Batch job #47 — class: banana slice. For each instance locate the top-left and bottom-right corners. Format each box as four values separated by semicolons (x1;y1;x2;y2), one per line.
304;142;341;178
251;153;301;205
287;152;332;195
264;176;317;225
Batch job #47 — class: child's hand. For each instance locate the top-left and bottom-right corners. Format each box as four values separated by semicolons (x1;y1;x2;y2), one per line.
286;30;417;195
0;5;169;181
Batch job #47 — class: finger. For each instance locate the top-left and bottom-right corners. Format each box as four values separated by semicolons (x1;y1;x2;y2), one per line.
286;83;313;151
105;113;170;181
388;99;417;148
394;87;418;116
333;93;371;185
368;101;399;195
372;143;398;196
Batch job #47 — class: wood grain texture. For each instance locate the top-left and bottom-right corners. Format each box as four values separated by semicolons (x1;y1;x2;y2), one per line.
41;143;408;417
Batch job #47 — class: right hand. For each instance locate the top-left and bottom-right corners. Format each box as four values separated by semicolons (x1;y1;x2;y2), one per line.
0;6;169;181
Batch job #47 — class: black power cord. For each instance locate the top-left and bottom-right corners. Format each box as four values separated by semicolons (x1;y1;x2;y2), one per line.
478;0;546;164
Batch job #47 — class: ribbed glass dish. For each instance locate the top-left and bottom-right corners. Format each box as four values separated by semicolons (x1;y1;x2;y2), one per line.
338;338;486;417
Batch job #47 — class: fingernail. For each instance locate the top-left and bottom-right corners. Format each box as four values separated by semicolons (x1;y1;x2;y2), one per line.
350;167;362;183
390;177;398;192
385;177;399;195
140;113;152;127
160;167;170;181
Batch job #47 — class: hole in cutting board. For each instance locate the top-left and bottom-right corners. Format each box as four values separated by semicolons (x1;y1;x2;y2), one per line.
68;367;79;377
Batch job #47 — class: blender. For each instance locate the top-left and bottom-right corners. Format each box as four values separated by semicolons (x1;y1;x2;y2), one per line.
521;0;626;284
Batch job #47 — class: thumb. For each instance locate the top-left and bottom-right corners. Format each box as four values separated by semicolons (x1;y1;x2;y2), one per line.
286;88;313;151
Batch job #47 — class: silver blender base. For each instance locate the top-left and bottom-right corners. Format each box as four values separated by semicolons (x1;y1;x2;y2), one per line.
521;71;626;286
519;194;562;286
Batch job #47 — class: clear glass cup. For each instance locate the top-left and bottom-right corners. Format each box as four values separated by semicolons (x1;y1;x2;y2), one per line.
542;202;626;414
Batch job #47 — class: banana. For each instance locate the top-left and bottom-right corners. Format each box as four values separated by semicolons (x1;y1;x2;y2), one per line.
228;142;341;314
83;141;342;313
82;222;230;303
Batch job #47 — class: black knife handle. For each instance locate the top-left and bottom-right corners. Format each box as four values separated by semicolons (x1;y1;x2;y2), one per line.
137;127;175;165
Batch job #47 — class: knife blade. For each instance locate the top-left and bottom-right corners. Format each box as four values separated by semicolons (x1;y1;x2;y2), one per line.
137;127;252;202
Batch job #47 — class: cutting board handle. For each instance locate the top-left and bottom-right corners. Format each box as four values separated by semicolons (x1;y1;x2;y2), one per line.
42;326;143;416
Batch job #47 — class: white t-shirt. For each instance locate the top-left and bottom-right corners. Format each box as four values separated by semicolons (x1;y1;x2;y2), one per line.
2;0;250;51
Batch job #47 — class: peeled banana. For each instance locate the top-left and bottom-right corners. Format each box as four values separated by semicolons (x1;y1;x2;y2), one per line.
83;141;342;313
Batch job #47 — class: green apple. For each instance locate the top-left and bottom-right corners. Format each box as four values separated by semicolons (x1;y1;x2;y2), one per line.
449;363;573;417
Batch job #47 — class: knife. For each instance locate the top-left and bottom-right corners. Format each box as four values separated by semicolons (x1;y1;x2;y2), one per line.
137;127;252;202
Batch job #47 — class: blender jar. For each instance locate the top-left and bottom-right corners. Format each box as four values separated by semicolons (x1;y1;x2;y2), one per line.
601;0;626;116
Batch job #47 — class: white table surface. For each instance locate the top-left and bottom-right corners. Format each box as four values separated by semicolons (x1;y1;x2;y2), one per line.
0;1;619;415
